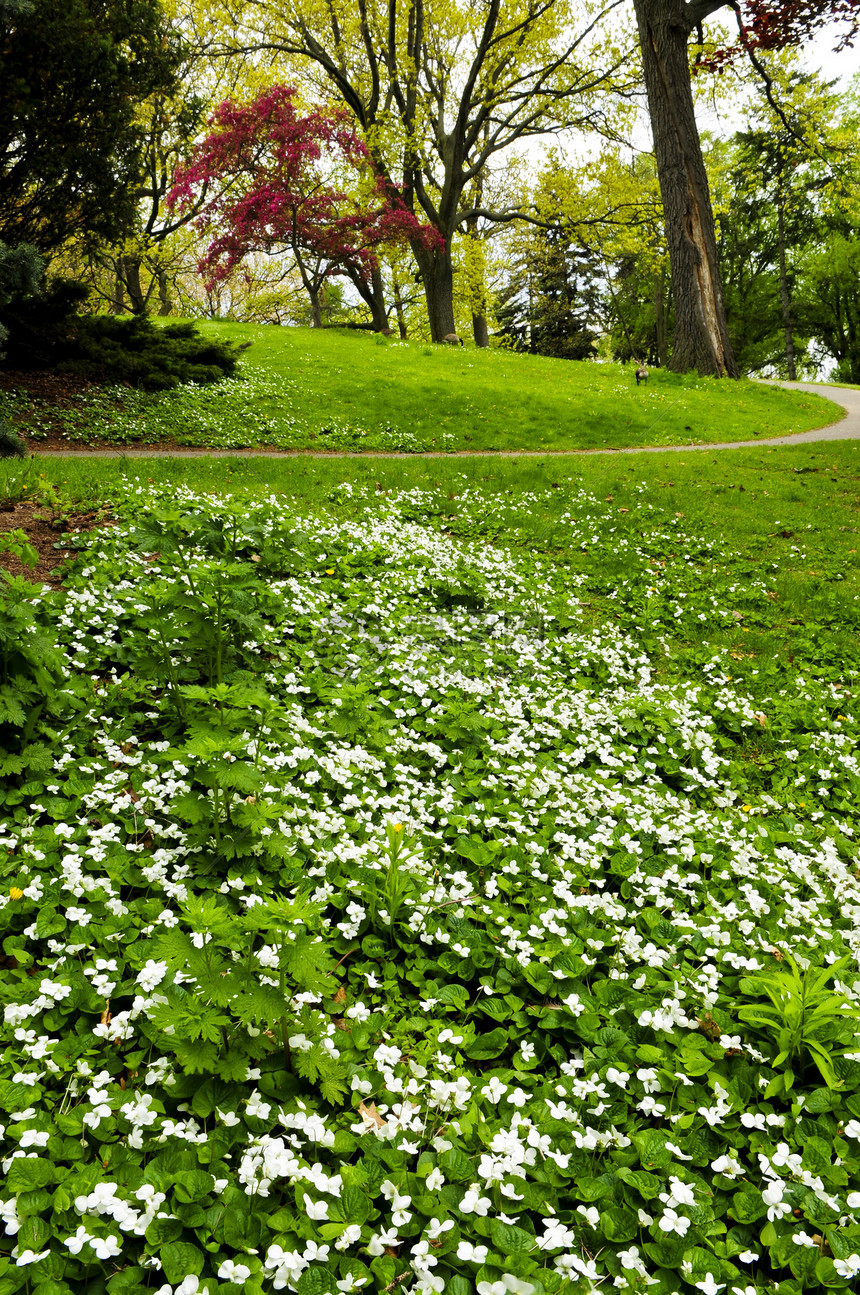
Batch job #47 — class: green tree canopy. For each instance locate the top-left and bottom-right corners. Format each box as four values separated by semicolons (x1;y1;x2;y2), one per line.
0;0;181;253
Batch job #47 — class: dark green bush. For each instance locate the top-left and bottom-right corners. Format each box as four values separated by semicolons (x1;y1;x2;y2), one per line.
61;316;243;389
0;418;26;458
0;276;245;389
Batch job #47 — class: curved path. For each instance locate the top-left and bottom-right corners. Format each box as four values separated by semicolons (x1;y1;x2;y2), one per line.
34;380;860;459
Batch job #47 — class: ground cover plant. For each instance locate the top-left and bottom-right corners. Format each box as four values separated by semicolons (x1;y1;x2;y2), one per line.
0;322;842;453
2;449;860;1295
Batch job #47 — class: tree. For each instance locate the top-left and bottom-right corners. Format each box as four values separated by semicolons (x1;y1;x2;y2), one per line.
0;0;181;254
496;224;601;358
169;86;435;329
0;239;41;355
193;0;632;341
630;0;860;377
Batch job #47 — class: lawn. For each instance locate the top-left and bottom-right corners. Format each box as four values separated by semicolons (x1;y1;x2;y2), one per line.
2;443;860;1295
1;322;844;453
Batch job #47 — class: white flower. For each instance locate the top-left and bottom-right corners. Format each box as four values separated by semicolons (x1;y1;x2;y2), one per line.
90;1235;122;1260
334;1223;362;1250
711;1154;743;1178
16;1249;49;1266
618;1246;647;1273
457;1241;489;1263
426;1218;454;1241
460;1187;491;1216
694;1277;725;1295
217;1259;252;1282
835;1255;860;1278
481;1077;507;1103
658;1207;690;1236
19;1129;49;1149
665;1176;695;1207
303;1195;329;1220
425;1168;445;1191
64;1227;92;1255
136;960;168;991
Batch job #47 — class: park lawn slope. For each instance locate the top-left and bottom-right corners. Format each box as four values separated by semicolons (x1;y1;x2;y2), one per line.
2;454;860;1293
3;321;844;453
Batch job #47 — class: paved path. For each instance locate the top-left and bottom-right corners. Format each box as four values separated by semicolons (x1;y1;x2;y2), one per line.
34;380;860;460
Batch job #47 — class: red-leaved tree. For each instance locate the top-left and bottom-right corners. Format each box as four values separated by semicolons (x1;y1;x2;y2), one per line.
169;87;438;329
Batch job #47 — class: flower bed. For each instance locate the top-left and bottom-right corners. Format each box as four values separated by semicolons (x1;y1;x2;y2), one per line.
1;482;859;1295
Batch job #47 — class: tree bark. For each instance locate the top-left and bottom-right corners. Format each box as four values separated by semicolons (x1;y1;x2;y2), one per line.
307;286;323;328
411;241;457;342
775;184;797;380
156;268;172;317
632;0;739;377
391;272;409;339
472;313;490;347
348;264;389;330
112;266;125;316
654;264;668;366
120;255;148;316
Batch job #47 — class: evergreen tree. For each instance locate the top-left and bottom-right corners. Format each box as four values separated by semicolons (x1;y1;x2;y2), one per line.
0;0;181;252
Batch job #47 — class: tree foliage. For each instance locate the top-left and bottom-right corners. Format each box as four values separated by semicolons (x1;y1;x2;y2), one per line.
170;86;436;327
0;0;181;252
193;0;634;339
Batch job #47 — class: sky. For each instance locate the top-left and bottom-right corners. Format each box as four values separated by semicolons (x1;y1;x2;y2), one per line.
806;27;860;86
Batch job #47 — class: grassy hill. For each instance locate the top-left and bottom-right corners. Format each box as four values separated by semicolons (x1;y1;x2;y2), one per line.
6;321;844;452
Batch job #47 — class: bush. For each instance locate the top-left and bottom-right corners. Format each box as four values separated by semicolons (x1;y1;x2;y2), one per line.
61;316;244;389
0;276;245;389
0;418;26;458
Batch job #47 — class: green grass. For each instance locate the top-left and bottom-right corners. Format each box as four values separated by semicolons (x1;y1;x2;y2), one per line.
24;439;860;691
5;445;860;1294
4;322;844;452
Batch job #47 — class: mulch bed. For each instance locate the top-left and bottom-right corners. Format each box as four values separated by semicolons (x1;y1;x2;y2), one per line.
0;369;181;453
0;501;111;587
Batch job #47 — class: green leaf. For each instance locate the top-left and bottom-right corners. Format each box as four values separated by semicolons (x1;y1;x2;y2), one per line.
464;1028;509;1059
296;1267;337;1295
729;1192;767;1224
440;1149;473;1182
490;1220;535;1254
161;1241;204;1285
6;1160;54;1191
173;1171;215;1203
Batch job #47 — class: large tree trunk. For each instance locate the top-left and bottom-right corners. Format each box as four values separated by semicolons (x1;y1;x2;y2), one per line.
348;264;389;330
776;185;797;380
472;313;489;347
632;0;739;377
156;268;172;317
411;240;457;341
654;264;668;366
307;286;323;328
120;255;147;316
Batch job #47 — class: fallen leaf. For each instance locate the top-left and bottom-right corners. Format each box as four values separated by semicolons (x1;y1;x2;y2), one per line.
358;1101;385;1129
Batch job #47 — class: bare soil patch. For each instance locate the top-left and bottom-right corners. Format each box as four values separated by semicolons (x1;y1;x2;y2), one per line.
0;501;111;587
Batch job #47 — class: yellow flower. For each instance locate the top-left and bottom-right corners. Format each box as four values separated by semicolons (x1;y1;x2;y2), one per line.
742;805;752;813
9;887;23;900
393;823;403;833
325;569;335;575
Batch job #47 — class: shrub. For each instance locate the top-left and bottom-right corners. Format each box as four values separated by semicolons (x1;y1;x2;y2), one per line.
0;417;26;458
61;316;244;389
0;277;245;389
